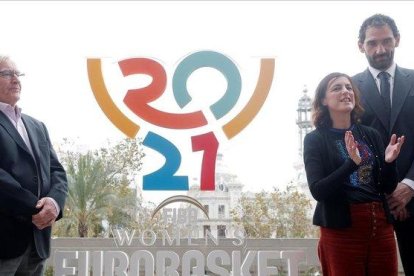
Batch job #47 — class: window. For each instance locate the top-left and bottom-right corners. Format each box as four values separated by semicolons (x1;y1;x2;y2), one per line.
203;225;211;237
218;205;225;215
217;225;226;237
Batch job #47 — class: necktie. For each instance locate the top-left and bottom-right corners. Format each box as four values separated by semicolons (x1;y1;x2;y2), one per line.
378;71;391;111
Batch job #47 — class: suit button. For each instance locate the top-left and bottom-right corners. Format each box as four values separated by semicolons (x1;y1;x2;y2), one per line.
33;176;38;182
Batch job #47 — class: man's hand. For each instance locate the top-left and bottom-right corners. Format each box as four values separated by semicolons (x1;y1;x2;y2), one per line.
32;197;58;230
391;207;410;221
388;182;414;214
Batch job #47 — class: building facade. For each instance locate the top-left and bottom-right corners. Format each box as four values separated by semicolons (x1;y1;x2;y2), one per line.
186;153;244;238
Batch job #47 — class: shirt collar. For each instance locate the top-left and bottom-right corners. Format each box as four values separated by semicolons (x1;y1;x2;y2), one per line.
368;62;396;80
0;102;22;121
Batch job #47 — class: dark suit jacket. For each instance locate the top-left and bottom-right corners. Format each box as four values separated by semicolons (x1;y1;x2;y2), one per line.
0;111;68;259
353;66;414;214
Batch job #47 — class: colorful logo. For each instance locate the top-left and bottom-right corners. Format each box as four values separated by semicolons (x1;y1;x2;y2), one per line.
87;51;274;192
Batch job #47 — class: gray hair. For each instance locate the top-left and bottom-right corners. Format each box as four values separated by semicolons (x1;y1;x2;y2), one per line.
0;55;11;65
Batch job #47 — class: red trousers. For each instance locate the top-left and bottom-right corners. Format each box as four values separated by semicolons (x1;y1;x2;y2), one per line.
318;202;398;276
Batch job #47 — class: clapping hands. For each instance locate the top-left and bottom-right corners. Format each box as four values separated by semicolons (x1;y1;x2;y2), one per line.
385;134;405;163
345;131;361;165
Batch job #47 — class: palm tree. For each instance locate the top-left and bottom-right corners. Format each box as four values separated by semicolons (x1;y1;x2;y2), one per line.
53;138;145;237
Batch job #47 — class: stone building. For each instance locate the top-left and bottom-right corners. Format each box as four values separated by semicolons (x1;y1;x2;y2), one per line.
186;153;244;238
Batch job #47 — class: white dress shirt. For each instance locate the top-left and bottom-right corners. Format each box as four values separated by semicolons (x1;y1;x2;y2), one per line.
367;64;414;191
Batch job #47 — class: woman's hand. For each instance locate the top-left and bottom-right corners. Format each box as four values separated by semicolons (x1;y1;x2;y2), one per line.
385;134;405;163
345;131;361;165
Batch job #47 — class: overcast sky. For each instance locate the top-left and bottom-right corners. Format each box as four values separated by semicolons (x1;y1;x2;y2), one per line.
3;1;414;203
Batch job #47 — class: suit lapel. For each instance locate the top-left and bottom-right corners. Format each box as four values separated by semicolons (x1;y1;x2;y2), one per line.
0;111;33;156
391;67;412;131
358;69;390;131
21;115;42;161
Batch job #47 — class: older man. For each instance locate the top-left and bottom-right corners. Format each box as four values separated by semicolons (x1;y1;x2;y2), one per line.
0;56;68;275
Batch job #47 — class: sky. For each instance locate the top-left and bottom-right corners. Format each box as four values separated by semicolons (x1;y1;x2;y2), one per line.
3;1;414;204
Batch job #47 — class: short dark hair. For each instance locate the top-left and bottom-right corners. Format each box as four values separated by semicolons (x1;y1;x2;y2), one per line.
358;14;400;44
312;72;364;128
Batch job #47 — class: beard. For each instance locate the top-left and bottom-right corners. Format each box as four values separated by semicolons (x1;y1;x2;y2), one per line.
366;50;395;71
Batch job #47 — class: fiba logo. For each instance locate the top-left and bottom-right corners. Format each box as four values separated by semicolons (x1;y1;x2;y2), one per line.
87;50;274;194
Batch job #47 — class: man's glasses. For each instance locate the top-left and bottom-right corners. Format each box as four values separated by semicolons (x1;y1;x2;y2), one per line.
0;70;25;79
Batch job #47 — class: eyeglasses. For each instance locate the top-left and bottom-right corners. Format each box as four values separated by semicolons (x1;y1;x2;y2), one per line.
0;70;25;79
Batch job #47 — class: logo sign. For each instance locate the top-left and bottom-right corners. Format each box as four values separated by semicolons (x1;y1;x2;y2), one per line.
55;51;283;276
87;51;274;192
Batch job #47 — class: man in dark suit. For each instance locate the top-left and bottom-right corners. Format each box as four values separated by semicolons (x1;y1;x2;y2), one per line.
353;14;414;276
0;56;68;275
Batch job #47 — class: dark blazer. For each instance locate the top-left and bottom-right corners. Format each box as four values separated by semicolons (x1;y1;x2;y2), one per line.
353;66;414;214
303;124;397;228
0;111;67;259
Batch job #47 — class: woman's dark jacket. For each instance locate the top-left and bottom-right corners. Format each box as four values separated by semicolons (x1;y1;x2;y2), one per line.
303;124;398;228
